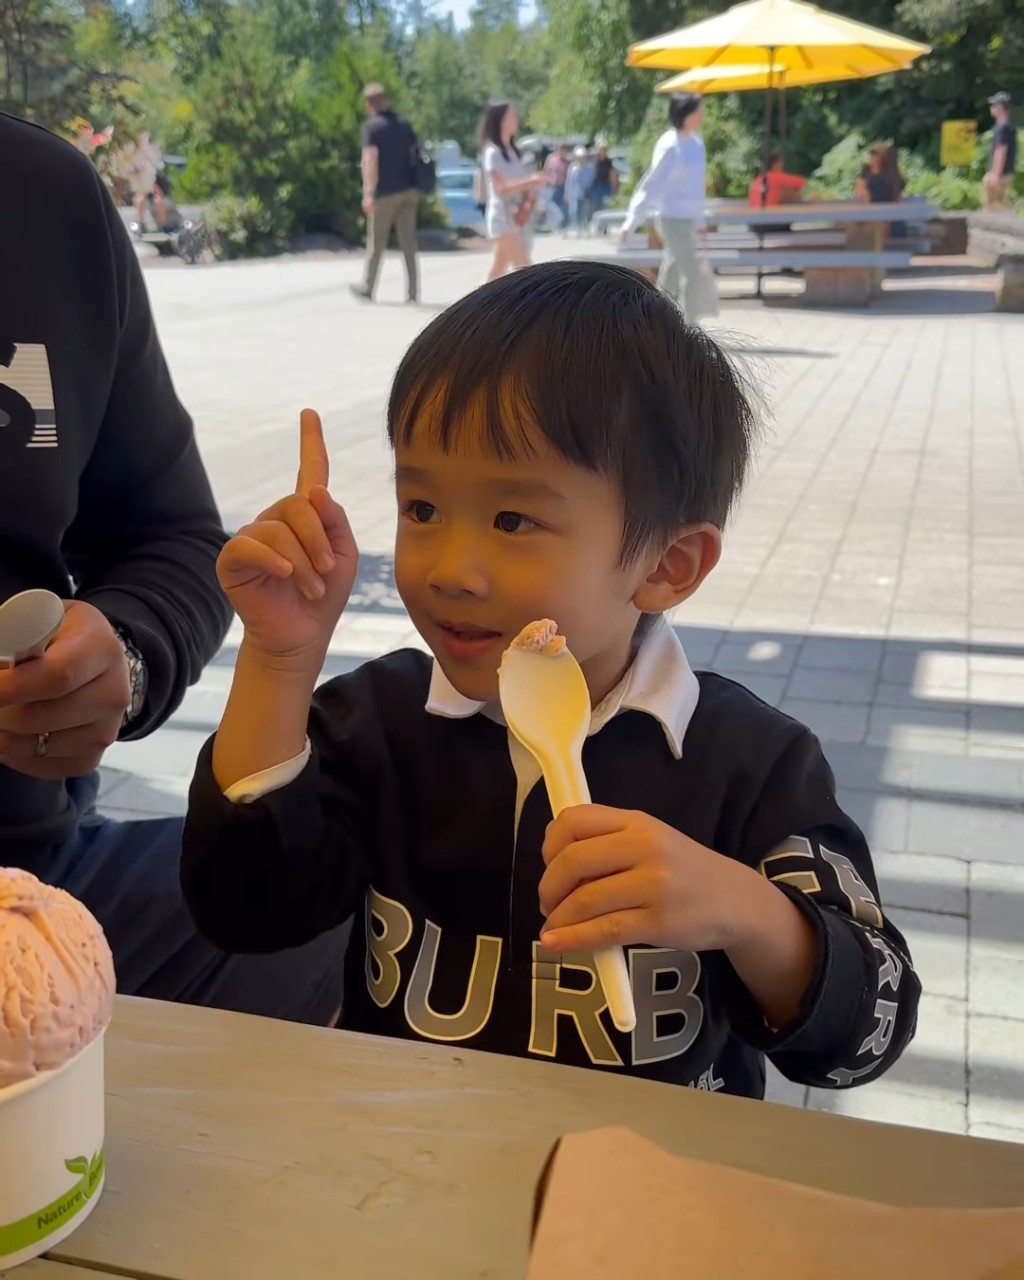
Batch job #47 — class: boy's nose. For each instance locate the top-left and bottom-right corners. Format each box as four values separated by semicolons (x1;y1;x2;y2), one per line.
426;537;489;598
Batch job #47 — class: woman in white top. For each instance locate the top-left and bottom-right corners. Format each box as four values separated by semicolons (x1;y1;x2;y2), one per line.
479;100;547;281
621;94;707;318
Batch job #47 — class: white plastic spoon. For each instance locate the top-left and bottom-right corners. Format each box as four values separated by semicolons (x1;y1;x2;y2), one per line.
499;621;637;1034
0;589;65;669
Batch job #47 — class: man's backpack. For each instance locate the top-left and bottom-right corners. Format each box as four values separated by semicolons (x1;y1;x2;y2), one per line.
412;143;436;195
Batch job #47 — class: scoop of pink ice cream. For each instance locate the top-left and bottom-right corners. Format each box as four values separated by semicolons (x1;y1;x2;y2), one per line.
0;868;115;1088
508;619;567;657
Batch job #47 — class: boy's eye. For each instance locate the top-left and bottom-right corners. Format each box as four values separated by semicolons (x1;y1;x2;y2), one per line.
494;511;536;534
406;500;439;524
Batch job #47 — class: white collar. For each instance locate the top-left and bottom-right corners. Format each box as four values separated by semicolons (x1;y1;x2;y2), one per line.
424;615;699;759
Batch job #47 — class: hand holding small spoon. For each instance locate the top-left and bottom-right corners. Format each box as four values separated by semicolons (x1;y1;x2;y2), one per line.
0;590;65;669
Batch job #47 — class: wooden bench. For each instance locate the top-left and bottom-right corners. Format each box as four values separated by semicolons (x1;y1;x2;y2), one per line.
608;248;912;269
620;229;929;255
591;247;914;305
585;199;937;304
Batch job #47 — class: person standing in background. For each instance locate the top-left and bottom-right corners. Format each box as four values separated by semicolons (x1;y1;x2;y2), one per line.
479;101;547;280
124;132;166;235
565;146;593;236
590;141;619;213
543;144;570;221
984;92;1017;211
620;94;707;319
351;83;420;305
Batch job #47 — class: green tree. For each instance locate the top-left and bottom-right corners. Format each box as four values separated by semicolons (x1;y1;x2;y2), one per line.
462;0;551;130
405;17;480;150
152;0;379;249
1;0;141;130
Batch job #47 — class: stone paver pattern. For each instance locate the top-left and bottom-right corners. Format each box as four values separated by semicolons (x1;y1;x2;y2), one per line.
100;237;1024;1144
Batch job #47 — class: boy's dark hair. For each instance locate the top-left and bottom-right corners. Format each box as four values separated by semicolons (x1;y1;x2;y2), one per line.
387;261;757;564
479;101;519;162
668;93;702;130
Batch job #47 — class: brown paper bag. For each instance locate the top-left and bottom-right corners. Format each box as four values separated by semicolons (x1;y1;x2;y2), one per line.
529;1127;1024;1280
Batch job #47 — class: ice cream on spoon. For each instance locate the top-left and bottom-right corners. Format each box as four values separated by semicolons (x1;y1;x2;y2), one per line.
507;619;568;659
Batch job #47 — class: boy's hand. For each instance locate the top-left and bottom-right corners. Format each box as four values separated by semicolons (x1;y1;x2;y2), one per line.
538;805;760;954
217;409;358;669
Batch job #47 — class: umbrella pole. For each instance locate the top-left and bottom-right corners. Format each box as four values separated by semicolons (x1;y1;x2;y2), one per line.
758;46;776;300
780;71;787;145
760;47;776;206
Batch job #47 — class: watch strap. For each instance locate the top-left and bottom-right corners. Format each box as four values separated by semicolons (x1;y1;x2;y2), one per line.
113;626;148;726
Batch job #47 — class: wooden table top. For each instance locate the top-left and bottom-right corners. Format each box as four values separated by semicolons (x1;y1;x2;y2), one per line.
16;1264;116;1278
40;996;1024;1280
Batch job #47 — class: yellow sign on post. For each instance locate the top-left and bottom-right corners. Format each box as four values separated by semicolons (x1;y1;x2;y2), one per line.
940;119;977;166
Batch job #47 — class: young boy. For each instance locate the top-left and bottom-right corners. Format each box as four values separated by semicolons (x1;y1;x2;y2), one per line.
182;261;919;1097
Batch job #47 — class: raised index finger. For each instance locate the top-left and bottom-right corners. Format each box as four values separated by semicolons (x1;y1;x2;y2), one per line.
296;408;329;496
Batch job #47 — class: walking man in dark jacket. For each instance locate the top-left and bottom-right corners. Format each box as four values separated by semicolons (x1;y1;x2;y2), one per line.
984;92;1017;211
0;112;342;1023
351;84;420;304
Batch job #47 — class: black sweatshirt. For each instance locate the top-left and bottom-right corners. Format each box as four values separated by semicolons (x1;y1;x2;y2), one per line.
183;650;920;1097
0;115;231;855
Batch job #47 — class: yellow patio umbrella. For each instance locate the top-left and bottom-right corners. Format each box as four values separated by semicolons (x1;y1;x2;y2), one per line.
629;0;929;191
626;0;930;78
654;60;896;142
655;61;885;95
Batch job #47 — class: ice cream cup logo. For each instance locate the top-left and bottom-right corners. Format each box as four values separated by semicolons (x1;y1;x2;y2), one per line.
0;1031;107;1269
0;1148;105;1256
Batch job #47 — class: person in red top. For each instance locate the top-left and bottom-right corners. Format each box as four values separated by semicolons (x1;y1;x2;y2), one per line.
748;153;807;208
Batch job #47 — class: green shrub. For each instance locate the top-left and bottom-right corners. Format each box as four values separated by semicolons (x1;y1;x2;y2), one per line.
418;191;451;231
206;193;290;259
902;162;980;212
702;97;760;198
806;130;868;199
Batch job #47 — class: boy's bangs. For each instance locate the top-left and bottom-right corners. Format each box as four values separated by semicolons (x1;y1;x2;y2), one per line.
388;311;625;478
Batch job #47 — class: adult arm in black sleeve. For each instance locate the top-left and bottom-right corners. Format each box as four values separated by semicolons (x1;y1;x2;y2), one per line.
181;683;373;953
721;728;920;1089
64;166;231;739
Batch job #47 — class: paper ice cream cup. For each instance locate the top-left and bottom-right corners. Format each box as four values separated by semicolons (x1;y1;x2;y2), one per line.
0;1027;107;1270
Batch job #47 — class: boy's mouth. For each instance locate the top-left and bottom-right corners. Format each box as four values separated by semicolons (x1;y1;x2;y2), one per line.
434;620;504;662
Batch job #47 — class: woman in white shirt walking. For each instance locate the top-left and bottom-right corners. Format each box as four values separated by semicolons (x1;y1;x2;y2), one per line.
479;100;547;281
621;94;707;318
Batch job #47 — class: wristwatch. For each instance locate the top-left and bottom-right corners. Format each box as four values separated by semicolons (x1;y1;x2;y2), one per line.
114;627;148;727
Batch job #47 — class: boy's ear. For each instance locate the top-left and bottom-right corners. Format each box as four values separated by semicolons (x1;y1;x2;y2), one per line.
632;524;722;614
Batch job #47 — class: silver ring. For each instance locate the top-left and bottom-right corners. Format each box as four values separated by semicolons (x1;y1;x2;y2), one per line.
34;732;50;758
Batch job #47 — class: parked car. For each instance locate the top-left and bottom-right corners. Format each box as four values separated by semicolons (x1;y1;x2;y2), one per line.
436;167;485;236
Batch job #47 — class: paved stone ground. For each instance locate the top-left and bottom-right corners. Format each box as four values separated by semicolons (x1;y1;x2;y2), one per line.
100;237;1024;1143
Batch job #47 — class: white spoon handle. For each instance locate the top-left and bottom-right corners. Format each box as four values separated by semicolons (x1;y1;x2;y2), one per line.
544;755;637;1035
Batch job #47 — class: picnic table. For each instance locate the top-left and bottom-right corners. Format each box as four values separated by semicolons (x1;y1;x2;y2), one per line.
590;199;938;305
30;996;1024;1280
